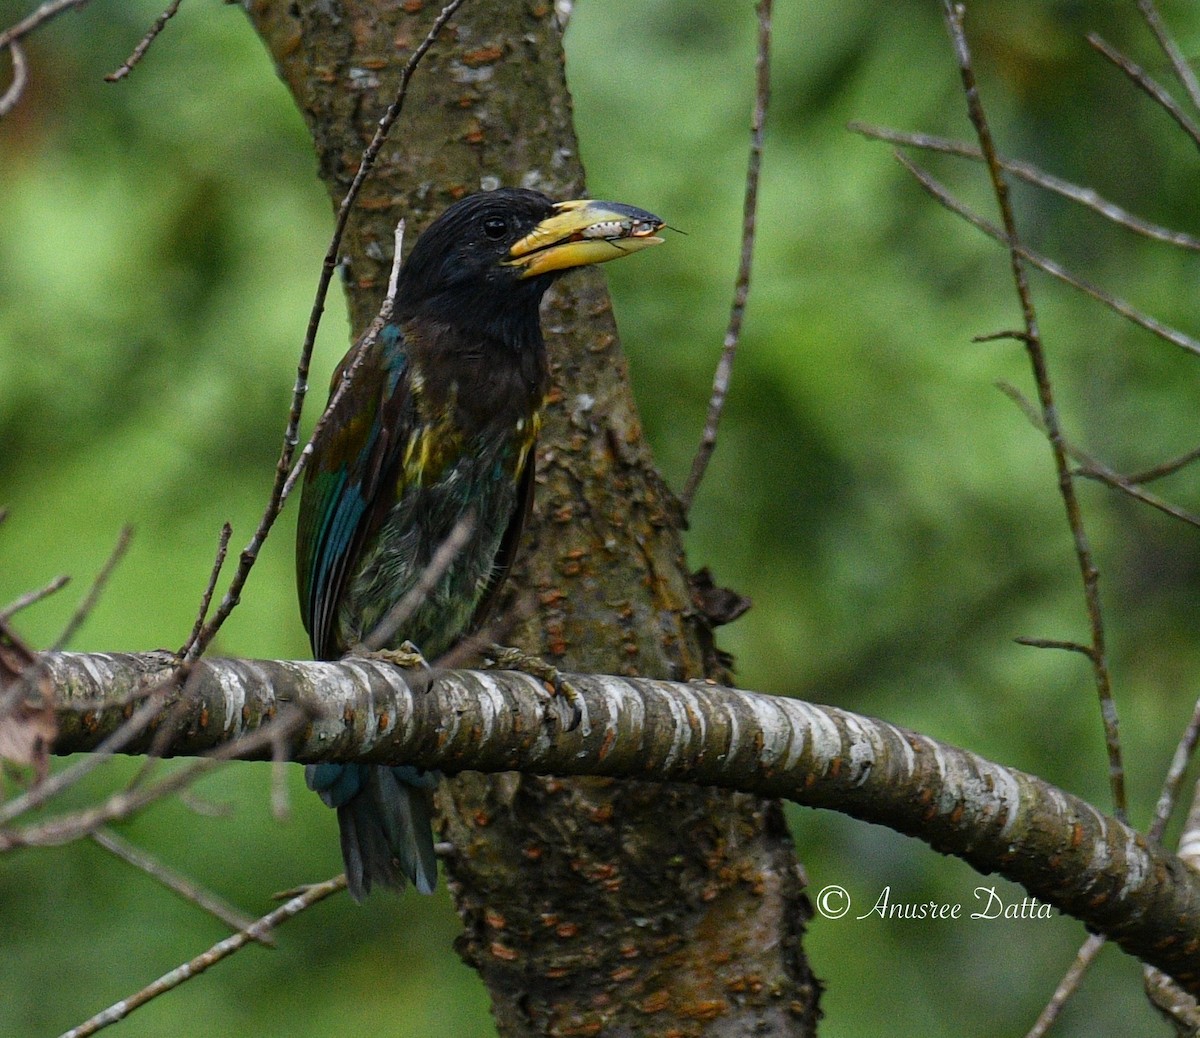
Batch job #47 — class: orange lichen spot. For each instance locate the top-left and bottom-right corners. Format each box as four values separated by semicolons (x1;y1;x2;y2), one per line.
490;941;519;961
377;712;389;732
484;908;506;930
949;803;963;826
555;921;580;939
610;966;637;983
198;706;209;728
829;756;842;778
789;1001;809;1016
462;44;504;66
402;0;423;11
83;711;99;733
342;705;355;724
539;912;559;928
598;728;616;762
546;385;565;405
682;1000;729;1021
360;57;389;70
473;810;491;827
552;504;574;523
544;966;571;981
557;1017;599;1035
700;885;719;903
639;990;671;1014
619;941;639;959
590;863;617;882
242;704;252;724
447;185;468;200
524;845;543;861
589;803;614;824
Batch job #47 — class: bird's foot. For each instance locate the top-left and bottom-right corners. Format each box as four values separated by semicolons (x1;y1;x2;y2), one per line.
350;638;436;686
486;644;588;734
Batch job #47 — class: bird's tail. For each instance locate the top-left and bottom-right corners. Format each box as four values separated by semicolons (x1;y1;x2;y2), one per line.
305;763;439;900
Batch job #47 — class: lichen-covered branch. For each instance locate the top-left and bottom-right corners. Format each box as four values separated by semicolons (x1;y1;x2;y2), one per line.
36;650;1200;997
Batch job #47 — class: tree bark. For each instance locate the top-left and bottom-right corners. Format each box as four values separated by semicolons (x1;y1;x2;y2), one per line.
31;649;1200;999
242;2;818;1033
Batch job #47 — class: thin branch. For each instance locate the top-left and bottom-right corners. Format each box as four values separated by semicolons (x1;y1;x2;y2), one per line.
1126;444;1200;485
278;219;406;506
849;122;1200;251
1136;0;1200;112
1;706;306;849
184;1;467;662
0;573;69;624
678;0;772;515
893;152;1200;358
104;0;182;82
940;2;1126;823
995;381;1200;531
1024;934;1108;1038
0;39;27;118
357;510;475;652
179;522;232;657
1149;694;1200;845
0;0;91;51
58;874;347;1038
1013;636;1094;657
1088;33;1200;152
52;525;132;651
37;650;1200;995
89;826;266;941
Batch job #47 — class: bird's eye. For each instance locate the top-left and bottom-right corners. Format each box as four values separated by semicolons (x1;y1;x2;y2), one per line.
482;216;508;241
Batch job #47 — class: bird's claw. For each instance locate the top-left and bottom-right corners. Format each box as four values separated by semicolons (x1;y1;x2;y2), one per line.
357;640;432;671
486;644;587;734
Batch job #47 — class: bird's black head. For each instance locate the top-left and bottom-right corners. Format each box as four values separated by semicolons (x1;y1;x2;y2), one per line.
395;188;663;347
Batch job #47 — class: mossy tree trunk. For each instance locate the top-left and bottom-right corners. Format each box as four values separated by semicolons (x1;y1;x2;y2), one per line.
245;2;818;1033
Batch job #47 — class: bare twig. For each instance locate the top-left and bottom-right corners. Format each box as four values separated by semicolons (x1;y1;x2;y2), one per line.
0;39;27;118
184;1;467;663
0;574;70;624
1024;934;1108;1038
0;706;306;850
1136;0;1200;112
849;122;1200;251
104;0;182;82
996;381;1200;531
893;152;1200;358
89;826;266;941
1126;444;1200;485
58;874;347;1038
52;525;132;651
679;0;772;514
357;510;476;652
940;4;1126;828
1149;695;1200;845
1013;636;1094;657
1088;33;1200;152
179;522;232;657
278;219;406;506
0;0;91;51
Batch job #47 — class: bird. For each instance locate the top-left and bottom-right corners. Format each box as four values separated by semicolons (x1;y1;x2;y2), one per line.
296;187;664;899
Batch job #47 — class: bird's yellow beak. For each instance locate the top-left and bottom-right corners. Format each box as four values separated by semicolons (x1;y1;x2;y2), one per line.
506;199;665;279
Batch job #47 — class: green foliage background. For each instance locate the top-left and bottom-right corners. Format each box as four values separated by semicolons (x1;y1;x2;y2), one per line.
2;1;1199;1035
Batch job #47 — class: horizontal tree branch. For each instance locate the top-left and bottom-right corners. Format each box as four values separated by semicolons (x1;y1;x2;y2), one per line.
21;651;1200;995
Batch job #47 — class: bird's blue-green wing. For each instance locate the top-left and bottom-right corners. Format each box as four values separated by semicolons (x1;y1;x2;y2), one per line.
296;327;410;659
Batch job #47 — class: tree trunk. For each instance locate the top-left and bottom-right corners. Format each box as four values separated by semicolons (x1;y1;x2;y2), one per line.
244;2;818;1033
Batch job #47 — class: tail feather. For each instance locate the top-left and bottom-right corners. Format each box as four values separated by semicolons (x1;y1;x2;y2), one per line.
306;763;438;900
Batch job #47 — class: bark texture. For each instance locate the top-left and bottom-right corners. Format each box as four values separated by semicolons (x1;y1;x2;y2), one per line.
242;2;818;1033
36;650;1200;998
